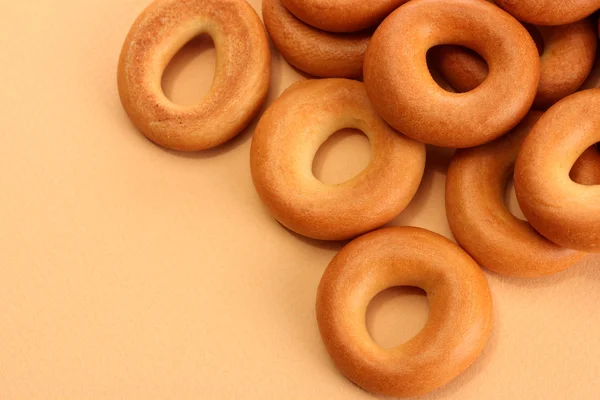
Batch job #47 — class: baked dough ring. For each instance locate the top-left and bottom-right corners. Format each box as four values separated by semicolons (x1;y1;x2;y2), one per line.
280;0;408;33
364;0;539;148
571;145;600;186
495;0;600;26
515;89;600;253
317;226;492;398
434;20;598;109
250;79;426;241
446;112;587;277
118;0;270;151
262;0;369;79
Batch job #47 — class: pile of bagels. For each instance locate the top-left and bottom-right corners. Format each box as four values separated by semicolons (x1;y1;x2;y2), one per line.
117;0;600;397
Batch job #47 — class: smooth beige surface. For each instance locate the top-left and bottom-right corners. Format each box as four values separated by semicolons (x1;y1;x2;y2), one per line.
1;0;599;399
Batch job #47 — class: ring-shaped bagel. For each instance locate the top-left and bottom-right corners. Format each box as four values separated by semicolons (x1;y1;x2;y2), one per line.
364;0;540;148
446;112;587;277
250;79;426;241
434;20;598;109
118;0;270;151
495;0;600;26
515;89;600;253
280;0;408;33
262;0;369;79
316;226;493;398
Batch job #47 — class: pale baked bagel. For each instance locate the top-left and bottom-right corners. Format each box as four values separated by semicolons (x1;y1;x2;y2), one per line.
250;79;426;241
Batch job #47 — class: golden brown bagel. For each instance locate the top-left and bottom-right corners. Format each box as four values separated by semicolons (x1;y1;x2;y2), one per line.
495;0;600;26
316;226;492;398
434;20;597;109
571;145;600;186
250;79;426;241
262;0;369;79
364;0;539;148
118;0;270;151
446;112;587;277
280;0;408;33
515;89;600;253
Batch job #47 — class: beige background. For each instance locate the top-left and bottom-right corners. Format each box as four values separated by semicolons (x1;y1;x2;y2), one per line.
1;0;599;398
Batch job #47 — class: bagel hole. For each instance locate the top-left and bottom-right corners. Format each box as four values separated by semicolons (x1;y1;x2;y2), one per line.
161;34;216;106
312;129;371;185
366;287;429;349
426;47;456;93
504;174;526;220
427;46;489;93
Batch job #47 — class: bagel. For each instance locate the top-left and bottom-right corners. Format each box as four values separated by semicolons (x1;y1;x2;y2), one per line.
515;89;600;253
364;0;539;148
316;226;492;397
280;0;408;33
250;79;426;241
446;112;587;277
495;0;600;26
262;0;369;79
434;20;598;109
118;0;270;151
